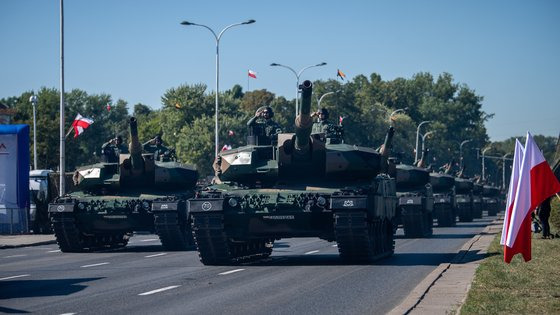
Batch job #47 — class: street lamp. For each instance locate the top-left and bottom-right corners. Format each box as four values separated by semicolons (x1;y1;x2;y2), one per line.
421;131;435;156
502;152;512;190
270;62;327;116
181;19;255;158
459;139;473;170
481;146;492;182
414;120;432;164
29;95;38;170
389;107;407;125
317;90;339;109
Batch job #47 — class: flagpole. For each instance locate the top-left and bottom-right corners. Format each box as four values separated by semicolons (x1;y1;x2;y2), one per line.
59;0;66;196
247;69;249;92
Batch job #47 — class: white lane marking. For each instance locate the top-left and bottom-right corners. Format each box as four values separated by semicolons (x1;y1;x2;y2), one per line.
138;285;181;296
218;269;245;276
4;254;27;258
0;274;30;281
80;262;109;268
59;313;76;315
48;249;62;253
139;238;158;242
145;253;167;258
332;244;338;247
304;250;319;255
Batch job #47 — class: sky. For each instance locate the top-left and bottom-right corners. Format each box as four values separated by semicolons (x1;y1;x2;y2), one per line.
1;0;559;141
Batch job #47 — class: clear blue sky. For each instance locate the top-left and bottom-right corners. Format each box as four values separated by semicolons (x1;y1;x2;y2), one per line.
1;0;559;141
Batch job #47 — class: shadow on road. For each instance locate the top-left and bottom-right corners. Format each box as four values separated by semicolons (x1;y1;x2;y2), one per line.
0;306;29;314
0;277;104;300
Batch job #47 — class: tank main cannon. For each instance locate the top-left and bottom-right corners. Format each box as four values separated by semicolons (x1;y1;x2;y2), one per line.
294;80;314;153
128;117;144;171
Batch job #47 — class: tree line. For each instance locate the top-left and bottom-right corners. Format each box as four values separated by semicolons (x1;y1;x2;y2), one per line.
2;71;557;186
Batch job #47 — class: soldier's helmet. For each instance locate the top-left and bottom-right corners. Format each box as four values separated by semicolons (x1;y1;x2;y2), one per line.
259;106;274;118
116;136;123;144
154;135;163;145
319;107;329;119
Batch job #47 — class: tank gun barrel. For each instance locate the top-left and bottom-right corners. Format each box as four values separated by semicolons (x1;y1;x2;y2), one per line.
294;80;313;151
129;117;144;170
380;126;394;173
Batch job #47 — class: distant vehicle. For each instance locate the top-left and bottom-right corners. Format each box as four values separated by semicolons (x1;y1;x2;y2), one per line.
29;169;54;234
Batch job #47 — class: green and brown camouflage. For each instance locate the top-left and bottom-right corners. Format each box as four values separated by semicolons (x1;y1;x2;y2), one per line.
190;80;397;265
49;117;199;252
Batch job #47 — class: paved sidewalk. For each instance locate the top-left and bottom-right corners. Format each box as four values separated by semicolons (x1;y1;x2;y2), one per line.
389;217;503;315
0;234;56;249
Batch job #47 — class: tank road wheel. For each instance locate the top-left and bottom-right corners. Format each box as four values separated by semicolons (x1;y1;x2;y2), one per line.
154;212;195;251
51;216;87;252
334;212;393;263
436;204;456;227
191;213;235;265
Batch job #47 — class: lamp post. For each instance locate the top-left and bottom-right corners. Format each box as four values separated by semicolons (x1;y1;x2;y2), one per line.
481;146;492;182
389;107;407;125
502;152;512;190
421;131;435;156
414;120;431;164
181;19;255;158
29;95;38;170
317;90;338;109
459;139;473;170
270;62;327;116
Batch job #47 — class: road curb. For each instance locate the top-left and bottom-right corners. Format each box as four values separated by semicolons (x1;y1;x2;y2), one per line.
389;217;502;315
0;240;57;249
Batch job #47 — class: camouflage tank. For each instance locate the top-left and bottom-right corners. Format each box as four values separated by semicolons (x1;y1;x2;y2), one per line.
393;164;434;237
48;117;199;252
189;80;397;265
472;182;484;219
454;177;474;222
430;163;456;227
482;185;501;216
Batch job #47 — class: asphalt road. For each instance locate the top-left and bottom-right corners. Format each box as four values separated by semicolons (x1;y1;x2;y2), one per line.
0;217;495;315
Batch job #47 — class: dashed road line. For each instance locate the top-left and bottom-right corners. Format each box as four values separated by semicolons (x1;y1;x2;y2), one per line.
59;313;76;315
145;253;167;258
4;254;27;258
48;249;62;253
138;285;181;296
139;238;159;242
80;262;109;268
0;274;30;281
304;250;319;255
332;244;338;247
218;269;245;276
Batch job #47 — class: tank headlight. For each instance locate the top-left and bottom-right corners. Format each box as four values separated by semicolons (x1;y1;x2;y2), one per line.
317;196;327;207
78;203;85;210
142;201;150;210
228;198;238;207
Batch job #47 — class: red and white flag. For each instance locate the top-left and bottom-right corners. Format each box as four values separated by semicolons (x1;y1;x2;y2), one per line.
71;113;94;138
221;144;232;151
248;70;257;79
339;116;344;125
500;139;524;246
503;132;560;263
106;103;111;111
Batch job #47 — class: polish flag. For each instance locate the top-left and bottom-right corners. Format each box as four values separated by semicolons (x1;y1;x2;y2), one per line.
339;116;344;125
71;114;94;138
248;70;257;79
503;132;560;263
500;139;524;246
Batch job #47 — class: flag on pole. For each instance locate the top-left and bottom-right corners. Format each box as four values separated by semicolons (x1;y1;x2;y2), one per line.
70;113;94;138
500;139;524;246
337;69;346;80
106;103;111;111
503;132;560;263
339;116;344;125
248;70;257;79
221;144;232;151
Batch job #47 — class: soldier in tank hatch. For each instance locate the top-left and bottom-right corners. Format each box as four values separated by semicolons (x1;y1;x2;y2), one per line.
311;107;343;144
143;135;171;161
247;106;282;145
101;135;129;163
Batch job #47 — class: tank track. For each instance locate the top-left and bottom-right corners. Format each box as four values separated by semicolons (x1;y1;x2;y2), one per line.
334;211;394;263
51;216;129;252
457;204;474;222
402;208;433;238
191;213;273;265
154;212;195;251
434;203;456;227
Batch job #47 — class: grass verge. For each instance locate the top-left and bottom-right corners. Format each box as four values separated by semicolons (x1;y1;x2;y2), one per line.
461;197;560;314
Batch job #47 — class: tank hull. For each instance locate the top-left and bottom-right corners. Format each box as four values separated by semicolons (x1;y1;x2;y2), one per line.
395;165;434;238
455;194;474;222
189;177;397;265
433;192;456;227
